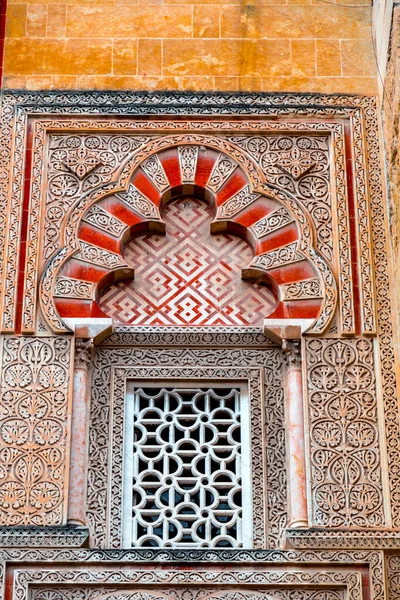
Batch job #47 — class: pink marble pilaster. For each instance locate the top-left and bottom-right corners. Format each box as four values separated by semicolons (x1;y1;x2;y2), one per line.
283;339;308;529
67;338;94;526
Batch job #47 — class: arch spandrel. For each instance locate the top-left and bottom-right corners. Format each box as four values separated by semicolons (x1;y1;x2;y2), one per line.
39;138;337;335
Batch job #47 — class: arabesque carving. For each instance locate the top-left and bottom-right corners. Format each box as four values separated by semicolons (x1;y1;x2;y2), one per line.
0;90;395;534
18;117;352;339
306;338;385;528
13;568;361;600
0;337;71;525
386;553;400;599
229;135;332;262
0;547;385;600
39;134;336;336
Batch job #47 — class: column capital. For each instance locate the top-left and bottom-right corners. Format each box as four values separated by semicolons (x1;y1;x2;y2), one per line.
74;338;94;371
282;339;301;368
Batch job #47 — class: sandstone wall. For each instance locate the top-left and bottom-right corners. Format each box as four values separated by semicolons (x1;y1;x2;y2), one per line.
4;0;377;94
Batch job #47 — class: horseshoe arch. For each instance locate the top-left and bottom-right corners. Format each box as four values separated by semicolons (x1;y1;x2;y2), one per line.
39;137;337;335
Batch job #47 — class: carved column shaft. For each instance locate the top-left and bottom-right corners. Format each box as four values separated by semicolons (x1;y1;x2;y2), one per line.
67;338;94;526
283;339;308;529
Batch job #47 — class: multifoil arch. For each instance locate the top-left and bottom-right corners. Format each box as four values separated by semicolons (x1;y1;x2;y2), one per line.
39;136;337;334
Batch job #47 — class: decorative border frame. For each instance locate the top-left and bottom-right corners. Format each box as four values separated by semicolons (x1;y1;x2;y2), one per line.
13;567;360;600
0;526;89;547
0;92;377;338
102;327;276;348
0;548;386;600
386;552;400;599
31;585;346;600
88;340;284;549
27;118;346;337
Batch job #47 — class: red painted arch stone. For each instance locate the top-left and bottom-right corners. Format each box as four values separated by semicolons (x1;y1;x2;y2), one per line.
40;137;337;335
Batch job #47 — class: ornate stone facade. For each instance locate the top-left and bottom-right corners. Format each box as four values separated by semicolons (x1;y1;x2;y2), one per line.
0;91;397;600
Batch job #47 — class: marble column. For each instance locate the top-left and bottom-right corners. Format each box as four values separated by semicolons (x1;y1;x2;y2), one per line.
67;338;94;526
283;339;308;529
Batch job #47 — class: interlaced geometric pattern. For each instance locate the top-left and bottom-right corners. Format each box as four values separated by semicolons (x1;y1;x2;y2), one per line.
122;386;252;548
100;197;276;325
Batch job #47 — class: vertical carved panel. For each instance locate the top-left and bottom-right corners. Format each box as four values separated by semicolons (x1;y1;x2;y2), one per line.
0;336;72;525
387;554;400;599
306;338;385;527
265;359;287;547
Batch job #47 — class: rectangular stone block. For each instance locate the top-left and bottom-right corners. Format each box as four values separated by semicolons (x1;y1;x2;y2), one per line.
220;5;371;39
214;76;239;91
47;4;67;38
3;75;27;88
138;39;162;76
5;4;27;37
52;75;78;89
260;75;378;94
163;39;291;77
194;5;220;38
341;38;376;76
26;75;53;89
66;5;192;38
4;38;112;75
113;39;138;76
76;75;215;91
316;39;341;76
26;4;47;37
291;40;316;77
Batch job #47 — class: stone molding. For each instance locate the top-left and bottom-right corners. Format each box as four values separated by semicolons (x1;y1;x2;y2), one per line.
0;526;89;547
287;528;400;549
0;548;385;600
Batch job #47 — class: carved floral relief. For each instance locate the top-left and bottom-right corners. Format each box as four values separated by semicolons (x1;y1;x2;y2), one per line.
0;337;71;525
306;338;385;527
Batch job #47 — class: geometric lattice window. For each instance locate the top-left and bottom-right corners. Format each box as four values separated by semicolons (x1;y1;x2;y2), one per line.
122;383;252;548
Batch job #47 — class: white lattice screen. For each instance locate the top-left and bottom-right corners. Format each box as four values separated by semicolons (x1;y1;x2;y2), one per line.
122;383;252;548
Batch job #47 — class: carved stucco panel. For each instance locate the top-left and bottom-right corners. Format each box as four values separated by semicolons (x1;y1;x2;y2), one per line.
305;338;385;528
25;119;346;337
0;336;72;525
0;91;395;530
386;554;400;599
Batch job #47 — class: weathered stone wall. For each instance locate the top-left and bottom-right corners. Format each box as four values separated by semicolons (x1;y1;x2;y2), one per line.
3;1;377;94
